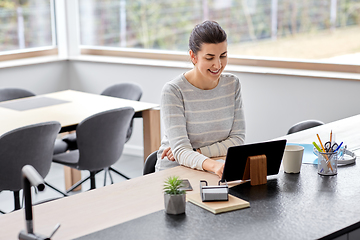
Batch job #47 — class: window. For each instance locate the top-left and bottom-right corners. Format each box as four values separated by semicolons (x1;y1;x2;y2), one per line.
0;0;56;53
79;0;202;51
79;0;360;67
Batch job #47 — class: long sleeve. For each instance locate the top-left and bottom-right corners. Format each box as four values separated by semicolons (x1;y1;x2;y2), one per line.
161;83;208;170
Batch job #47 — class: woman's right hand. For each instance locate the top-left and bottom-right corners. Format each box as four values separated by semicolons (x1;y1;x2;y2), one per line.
161;147;175;161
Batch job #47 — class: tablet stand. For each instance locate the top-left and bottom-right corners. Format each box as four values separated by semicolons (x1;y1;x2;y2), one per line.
242;154;267;186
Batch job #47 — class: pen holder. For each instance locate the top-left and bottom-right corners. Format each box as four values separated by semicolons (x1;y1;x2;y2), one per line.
318;151;338;176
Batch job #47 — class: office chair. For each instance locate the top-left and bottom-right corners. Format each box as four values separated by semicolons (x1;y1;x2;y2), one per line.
0;88;35;102
287;120;324;135
0;121;66;213
62;83;143;150
143;151;158;175
102;83;143;142
53;139;69;154
0;87;69;154
53;107;135;193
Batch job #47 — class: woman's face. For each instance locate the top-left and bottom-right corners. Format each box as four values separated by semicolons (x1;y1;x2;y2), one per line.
191;41;228;84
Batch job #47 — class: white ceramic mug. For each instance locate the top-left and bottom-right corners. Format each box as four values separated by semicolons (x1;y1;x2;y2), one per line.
282;145;304;174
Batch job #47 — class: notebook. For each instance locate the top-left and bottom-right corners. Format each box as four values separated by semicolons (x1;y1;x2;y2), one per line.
187;193;250;214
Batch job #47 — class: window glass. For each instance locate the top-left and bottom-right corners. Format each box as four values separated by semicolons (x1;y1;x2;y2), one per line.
79;0;203;51
0;0;55;52
79;0;360;64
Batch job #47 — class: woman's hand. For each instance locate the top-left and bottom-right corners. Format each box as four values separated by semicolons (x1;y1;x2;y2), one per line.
161;147;175;161
202;159;224;178
161;147;201;161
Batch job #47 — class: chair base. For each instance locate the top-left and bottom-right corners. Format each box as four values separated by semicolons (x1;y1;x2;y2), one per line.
14;191;21;210
66;168;130;193
103;167;130;185
44;182;68;197
66;171;100;193
1;186;66;214
108;167;130;180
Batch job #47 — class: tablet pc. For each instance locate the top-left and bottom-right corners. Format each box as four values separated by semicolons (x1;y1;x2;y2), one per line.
221;139;287;182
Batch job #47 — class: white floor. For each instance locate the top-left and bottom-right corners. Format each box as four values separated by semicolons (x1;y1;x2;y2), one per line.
0;154;143;214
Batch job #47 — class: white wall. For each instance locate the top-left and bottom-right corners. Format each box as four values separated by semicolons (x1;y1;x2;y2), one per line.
238;72;360;141
2;60;360;157
0;61;69;94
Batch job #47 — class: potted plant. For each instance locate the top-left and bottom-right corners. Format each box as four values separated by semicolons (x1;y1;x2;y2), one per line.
163;176;186;215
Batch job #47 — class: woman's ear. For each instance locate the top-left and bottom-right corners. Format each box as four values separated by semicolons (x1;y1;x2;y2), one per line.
189;50;197;65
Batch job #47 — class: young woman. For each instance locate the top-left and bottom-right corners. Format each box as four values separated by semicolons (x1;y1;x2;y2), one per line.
155;20;245;178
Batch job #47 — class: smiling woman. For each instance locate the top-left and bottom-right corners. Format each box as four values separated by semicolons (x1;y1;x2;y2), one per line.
155;21;246;179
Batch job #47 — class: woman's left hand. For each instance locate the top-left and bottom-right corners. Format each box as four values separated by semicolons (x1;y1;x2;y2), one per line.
161;147;175;161
202;159;224;178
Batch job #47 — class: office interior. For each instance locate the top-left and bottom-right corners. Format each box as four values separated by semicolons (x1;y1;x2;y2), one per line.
1;1;360;239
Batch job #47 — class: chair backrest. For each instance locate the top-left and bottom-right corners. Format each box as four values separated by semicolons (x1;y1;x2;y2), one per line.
143;151;158;175
101;83;142;101
0;121;61;191
0;88;35;102
76;107;135;171
101;83;143;143
287;120;324;135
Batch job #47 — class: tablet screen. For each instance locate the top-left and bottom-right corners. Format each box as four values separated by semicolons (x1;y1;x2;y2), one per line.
221;139;287;182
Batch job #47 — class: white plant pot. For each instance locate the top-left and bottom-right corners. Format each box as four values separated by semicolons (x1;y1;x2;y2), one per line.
164;193;186;215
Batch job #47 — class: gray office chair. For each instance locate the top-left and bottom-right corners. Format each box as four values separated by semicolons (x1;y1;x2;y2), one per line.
53;139;69;154
0;121;66;213
62;83;143;150
0;87;69;154
0;88;35;102
102;83;143;142
287;120;325;135
53;107;135;193
143;151;158;175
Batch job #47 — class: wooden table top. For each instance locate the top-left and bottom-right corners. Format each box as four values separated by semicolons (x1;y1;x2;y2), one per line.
0;166;220;240
0;90;159;136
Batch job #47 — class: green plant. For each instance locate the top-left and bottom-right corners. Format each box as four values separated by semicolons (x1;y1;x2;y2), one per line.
163;176;185;195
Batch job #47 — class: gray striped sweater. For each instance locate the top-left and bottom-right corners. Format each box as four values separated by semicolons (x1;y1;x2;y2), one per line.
155;73;245;171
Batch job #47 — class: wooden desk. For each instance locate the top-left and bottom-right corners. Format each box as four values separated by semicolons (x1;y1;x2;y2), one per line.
0;166;219;239
0;90;161;189
1;113;360;239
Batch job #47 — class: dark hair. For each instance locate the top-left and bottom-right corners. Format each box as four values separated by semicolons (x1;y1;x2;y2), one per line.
189;20;227;55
